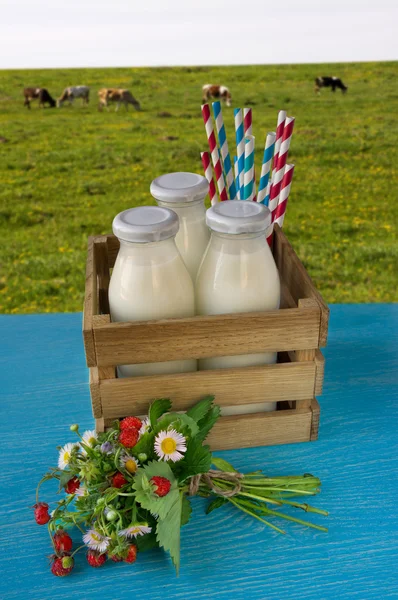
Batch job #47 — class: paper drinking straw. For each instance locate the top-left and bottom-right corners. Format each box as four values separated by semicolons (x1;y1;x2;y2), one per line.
257;131;276;204
273;163;295;226
243;107;253;137
243;135;255;201
234;108;245;197
212;101;237;200
263;180;272;207
201;151;218;206
268;116;295;217
253;166;257;201
272;110;287;176
201;104;228;201
234;156;241;199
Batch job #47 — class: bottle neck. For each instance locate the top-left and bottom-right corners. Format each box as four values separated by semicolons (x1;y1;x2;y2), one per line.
156;197;206;214
118;236;178;256
210;230;267;242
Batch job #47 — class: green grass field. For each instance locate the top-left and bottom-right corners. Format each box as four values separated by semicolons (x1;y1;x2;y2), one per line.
0;62;397;313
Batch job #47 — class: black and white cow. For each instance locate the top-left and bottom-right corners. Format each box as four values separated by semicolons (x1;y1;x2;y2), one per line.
315;77;348;94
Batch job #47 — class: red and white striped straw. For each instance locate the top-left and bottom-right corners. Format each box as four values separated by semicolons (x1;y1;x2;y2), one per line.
273;163;295;227
243;108;252;137
268;116;295;217
272;110;287;176
201;104;228;201
201;151;218;206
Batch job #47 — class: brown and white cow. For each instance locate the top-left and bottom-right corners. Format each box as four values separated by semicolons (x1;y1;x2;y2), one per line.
23;88;56;109
98;88;141;112
58;86;90;107
202;84;232;107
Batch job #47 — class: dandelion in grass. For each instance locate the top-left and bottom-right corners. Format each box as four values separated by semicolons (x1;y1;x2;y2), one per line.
121;454;139;474
58;443;76;470
139;417;150;437
80;430;98;454
154;429;186;462
119;524;152;539
83;529;110;553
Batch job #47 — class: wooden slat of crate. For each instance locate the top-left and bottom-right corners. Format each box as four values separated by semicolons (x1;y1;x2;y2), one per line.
83;237;97;367
92;304;321;367
205;406;314;450
97;360;317;419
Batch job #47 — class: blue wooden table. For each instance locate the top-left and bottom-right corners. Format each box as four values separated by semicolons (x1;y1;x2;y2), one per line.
1;305;397;600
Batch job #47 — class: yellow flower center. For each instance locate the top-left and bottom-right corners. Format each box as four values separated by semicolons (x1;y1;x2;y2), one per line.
161;437;177;455
63;451;70;463
125;459;137;474
88;437;96;445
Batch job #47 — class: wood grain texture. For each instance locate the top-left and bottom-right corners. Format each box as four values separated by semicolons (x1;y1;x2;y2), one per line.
273;224;329;347
1;305;398;600
93;236;110;315
82;236;97;367
310;397;320;441
98;361;317;420
92;305;321;367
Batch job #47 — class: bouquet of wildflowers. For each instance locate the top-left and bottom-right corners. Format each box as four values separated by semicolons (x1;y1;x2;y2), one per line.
34;397;327;577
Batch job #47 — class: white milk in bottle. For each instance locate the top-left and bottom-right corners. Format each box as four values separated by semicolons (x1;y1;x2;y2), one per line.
195;200;280;415
109;206;196;378
150;172;210;280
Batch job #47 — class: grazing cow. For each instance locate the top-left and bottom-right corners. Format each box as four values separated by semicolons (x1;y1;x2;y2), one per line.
57;86;90;107
23;87;56;109
98;88;141;112
202;84;232;107
315;76;348;94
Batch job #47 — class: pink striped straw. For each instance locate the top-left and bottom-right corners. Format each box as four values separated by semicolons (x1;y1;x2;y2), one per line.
243;108;252;137
201;104;228;201
273;164;295;227
268;116;295;217
201;151;217;206
272;110;287;176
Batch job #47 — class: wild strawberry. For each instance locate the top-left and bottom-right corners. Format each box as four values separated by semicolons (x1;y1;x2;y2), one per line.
112;472;127;488
120;416;142;431
51;555;74;577
65;476;80;494
151;476;171;497
124;544;137;564
33;502;50;525
119;428;139;448
86;550;107;568
53;529;73;553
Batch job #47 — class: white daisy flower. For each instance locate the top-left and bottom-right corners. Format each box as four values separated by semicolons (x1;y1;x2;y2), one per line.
120;454;139;474
80;430;98;454
139;417;151;437
58;442;76;470
118;524;152;539
75;485;88;497
83;529;110;553
154;429;187;462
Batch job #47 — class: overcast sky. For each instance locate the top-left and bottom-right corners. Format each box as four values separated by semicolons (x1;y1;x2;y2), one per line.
0;0;397;70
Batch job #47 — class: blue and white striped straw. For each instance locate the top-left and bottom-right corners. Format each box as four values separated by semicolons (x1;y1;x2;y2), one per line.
234;156;241;199
257;131;276;204
234;108;245;198
243;135;255;201
263;180;272;207
212;101;236;199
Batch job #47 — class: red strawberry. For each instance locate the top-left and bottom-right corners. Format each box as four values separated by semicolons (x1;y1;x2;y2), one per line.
86;550;107;568
119;428;139;448
120;416;142;431
51;555;74;577
124;544;137;564
33;502;50;525
112;472;128;488
53;529;73;553
110;554;123;562
151;476;171;497
65;477;80;494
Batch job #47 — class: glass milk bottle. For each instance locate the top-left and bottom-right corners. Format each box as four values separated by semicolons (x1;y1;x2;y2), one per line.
196;200;280;415
150;172;210;280
109;206;196;378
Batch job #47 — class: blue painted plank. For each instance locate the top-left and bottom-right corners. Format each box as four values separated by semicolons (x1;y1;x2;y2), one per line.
0;305;397;599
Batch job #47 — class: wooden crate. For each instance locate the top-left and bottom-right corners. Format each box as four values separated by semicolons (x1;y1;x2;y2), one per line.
83;225;329;450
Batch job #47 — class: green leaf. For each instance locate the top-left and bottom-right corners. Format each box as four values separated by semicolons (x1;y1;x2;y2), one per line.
132;430;156;458
154;413;198;437
196;405;221;442
186;396;215;423
179;438;212;481
149;399;172;428
211;457;237;473
133;461;179;520
136;532;158;552
156;492;182;574
180;494;192;526
58;470;75;491
206;496;228;514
